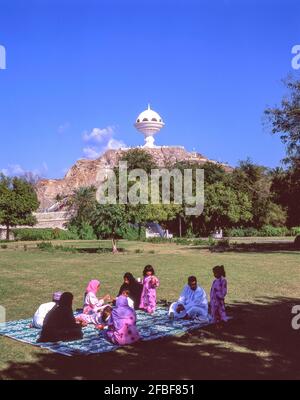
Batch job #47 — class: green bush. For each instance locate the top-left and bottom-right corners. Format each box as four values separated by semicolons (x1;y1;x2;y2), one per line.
226;226;293;237
260;225;289;237
173;238;190;245
135;248;144;254
53;245;77;253
96;247;126;253
291;227;300;236
77;223;97;240
225;227;246;237
174;237;215;246
122;225;146;241
142;237;215;246
13;228;78;241
37;242;53;250
1;244;8;249
143;237;173;244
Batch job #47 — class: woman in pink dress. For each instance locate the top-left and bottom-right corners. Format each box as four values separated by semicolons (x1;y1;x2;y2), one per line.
106;295;140;345
139;265;160;314
83;279;110;314
210;265;228;325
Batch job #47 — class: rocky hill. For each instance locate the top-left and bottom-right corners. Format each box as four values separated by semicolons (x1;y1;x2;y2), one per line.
35;147;232;211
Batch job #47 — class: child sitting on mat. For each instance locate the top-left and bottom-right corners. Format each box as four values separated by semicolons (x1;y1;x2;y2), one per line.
76;305;112;330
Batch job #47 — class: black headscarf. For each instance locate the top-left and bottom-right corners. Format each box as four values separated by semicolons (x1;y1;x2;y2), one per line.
118;273;143;310
38;292;82;343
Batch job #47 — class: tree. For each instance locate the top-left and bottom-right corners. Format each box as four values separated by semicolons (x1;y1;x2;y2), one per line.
265;79;300;226
67;186;97;238
127;203;180;237
172;161;227;236
116;149;179;237
265;77;300;166
230;159;287;228
118;148;157;173
0;174;39;240
201;181;252;233
91;204;128;253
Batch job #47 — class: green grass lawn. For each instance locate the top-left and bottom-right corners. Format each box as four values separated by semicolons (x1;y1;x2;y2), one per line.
0;239;299;380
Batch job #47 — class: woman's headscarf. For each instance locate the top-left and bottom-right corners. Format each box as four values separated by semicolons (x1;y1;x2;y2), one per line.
86;280;100;295
124;272;135;285
112;295;135;331
118;273;143;309
38;292;78;342
58;292;74;308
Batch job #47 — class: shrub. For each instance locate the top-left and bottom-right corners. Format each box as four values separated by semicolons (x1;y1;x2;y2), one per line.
53;245;77;253
77;223;96;240
37;241;53;250
173;238;191;245
243;227;260;237
96;247;126;253
135;249;144;254
226;226;291;237
143;237;172;244
225;227;246;237
122;225;146;241
13;228;78;241
1;244;8;249
291;227;300;236
259;225;288;237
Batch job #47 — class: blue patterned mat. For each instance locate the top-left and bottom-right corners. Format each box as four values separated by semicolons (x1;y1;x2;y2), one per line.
0;307;212;356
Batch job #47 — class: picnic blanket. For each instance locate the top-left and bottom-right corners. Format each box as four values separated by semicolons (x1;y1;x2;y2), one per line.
0;307;212;356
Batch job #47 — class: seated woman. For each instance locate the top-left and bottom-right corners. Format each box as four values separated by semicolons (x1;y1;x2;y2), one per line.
31;291;62;329
83;279;111;314
105;295;140;346
117;272;143;310
38;292;83;343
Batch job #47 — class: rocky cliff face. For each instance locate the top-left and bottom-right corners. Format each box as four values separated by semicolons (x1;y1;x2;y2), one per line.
35;147;231;211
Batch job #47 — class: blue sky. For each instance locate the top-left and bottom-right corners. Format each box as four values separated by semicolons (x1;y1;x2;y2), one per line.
0;0;300;179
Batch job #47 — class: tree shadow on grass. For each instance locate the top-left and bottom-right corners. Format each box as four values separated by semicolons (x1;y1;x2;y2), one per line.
1;297;299;380
212;241;300;254
183;241;300;254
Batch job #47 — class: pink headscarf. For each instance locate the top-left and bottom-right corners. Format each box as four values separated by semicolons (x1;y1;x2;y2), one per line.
85;279;100;295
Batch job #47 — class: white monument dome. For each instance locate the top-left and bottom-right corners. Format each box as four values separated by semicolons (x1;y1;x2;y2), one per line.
134;104;165;148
